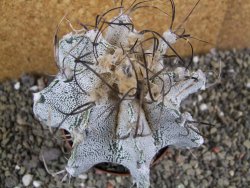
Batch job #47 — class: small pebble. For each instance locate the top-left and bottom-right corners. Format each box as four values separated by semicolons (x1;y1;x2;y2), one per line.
22;174;33;186
15;165;20;170
116;176;122;184
177;183;185;188
14;82;20;90
16;113;26;125
37;77;45;90
210;127;217;134
211;146;220;153
229;170;234;177
246;82;250;89
199;103;208;111
33;180;42;187
193;56;199;63
29;85;39;91
197;95;202;102
243;140;250;149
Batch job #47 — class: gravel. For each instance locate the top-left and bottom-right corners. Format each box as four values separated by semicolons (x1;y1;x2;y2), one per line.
0;48;249;187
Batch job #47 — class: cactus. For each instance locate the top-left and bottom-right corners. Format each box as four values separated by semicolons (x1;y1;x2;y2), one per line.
33;1;205;187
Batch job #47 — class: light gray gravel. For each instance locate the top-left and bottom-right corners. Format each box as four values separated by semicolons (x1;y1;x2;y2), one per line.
0;48;249;187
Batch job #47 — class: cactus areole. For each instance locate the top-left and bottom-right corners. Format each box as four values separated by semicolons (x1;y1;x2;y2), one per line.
33;3;206;187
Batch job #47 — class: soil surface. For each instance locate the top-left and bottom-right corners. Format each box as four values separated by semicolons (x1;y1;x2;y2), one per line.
0;48;249;187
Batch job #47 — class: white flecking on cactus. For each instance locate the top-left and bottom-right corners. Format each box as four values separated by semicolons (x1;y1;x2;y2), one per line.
33;4;206;188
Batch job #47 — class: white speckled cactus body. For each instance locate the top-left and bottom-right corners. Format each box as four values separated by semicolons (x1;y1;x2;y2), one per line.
33;4;206;187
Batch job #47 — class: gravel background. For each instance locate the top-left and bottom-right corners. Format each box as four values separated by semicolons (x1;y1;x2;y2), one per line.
0;48;249;188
